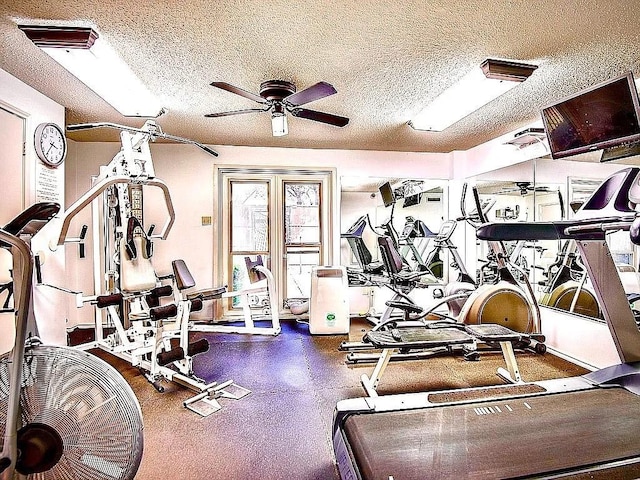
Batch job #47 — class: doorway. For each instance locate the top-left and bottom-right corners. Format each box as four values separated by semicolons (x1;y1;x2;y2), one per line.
215;167;335;317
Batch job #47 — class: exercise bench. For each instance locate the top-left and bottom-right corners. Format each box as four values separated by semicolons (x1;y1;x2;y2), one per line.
360;321;527;397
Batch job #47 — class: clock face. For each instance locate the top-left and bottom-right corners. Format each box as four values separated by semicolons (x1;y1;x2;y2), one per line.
35;123;67;168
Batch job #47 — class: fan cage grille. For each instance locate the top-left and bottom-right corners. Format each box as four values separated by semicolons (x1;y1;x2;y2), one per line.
0;345;143;479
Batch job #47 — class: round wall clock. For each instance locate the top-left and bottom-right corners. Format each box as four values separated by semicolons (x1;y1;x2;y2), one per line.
34;122;67;168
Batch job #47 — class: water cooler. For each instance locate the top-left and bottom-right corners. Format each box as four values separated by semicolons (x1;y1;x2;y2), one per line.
309;266;349;335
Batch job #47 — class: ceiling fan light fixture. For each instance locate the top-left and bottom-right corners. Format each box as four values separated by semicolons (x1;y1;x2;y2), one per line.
271;104;288;136
409;58;538;132
18;24;164;118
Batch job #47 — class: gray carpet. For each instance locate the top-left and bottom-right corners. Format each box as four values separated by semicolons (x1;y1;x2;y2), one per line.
86;317;588;480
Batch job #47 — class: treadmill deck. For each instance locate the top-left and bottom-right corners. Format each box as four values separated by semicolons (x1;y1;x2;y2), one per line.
341;387;640;479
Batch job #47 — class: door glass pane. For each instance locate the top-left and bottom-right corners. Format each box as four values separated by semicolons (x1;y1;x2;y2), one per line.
285;183;320;245
286;250;319;298
230;254;271;308
231;182;268;252
284;182;321;301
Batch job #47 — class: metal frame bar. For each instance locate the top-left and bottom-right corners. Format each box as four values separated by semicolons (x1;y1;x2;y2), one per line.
0;231;33;479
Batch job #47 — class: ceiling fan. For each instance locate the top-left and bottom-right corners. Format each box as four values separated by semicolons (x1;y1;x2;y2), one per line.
515;182;552;195
205;80;349;136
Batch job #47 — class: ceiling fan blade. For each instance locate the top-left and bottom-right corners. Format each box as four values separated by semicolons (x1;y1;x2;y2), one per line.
205;107;269;118
290;108;349;127
284;81;337;107
210;82;267;104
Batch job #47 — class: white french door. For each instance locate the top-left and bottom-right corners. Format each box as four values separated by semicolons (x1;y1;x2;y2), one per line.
215;167;335;317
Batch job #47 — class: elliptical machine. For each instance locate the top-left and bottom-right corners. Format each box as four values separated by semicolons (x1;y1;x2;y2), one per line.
342;184;546;366
376;181;437;274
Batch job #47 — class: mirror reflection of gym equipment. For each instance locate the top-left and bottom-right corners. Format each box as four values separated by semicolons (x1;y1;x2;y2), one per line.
340;181;546;395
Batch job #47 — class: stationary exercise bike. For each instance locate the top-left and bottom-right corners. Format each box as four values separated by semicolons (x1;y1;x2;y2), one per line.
0;203;143;479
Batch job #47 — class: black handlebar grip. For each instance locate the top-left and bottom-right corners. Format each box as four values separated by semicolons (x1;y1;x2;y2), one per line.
150;285;173;298
149;303;178;321
96;293;124;309
199;144;219;157
190;298;203;312
0;457;11;473
66;124;90;131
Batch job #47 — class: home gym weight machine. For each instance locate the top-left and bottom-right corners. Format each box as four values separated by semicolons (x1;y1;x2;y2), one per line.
0;202;143;479
47;120;271;415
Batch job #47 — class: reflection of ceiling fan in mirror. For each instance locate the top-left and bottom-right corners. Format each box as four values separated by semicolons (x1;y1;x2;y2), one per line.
515;182;552;196
478;181;554;197
499;182;552;196
503;127;548;149
205;80;349;136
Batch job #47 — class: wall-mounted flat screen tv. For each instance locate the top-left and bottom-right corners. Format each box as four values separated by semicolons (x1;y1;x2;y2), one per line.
379;181;395;207
541;72;640;159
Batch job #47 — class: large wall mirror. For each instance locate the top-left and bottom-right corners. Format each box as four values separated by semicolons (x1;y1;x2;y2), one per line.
470;155;639;323
340;177;448;315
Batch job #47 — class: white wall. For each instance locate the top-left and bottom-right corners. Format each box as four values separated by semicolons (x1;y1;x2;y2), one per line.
0;67;66;351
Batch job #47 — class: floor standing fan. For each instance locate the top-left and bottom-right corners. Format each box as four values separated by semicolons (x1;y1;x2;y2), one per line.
0;203;143;479
0;346;143;479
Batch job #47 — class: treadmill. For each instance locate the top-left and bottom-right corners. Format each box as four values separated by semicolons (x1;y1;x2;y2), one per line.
333;167;640;480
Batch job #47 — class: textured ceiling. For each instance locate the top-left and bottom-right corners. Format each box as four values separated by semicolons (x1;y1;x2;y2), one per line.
1;0;640;153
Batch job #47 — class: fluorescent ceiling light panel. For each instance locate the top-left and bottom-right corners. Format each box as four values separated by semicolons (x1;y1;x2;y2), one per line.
410;59;537;132
19;25;164;117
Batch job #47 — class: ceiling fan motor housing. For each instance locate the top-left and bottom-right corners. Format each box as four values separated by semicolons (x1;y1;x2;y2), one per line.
259;80;296;101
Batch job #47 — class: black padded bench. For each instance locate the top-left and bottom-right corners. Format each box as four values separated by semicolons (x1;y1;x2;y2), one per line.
360;323;526;396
